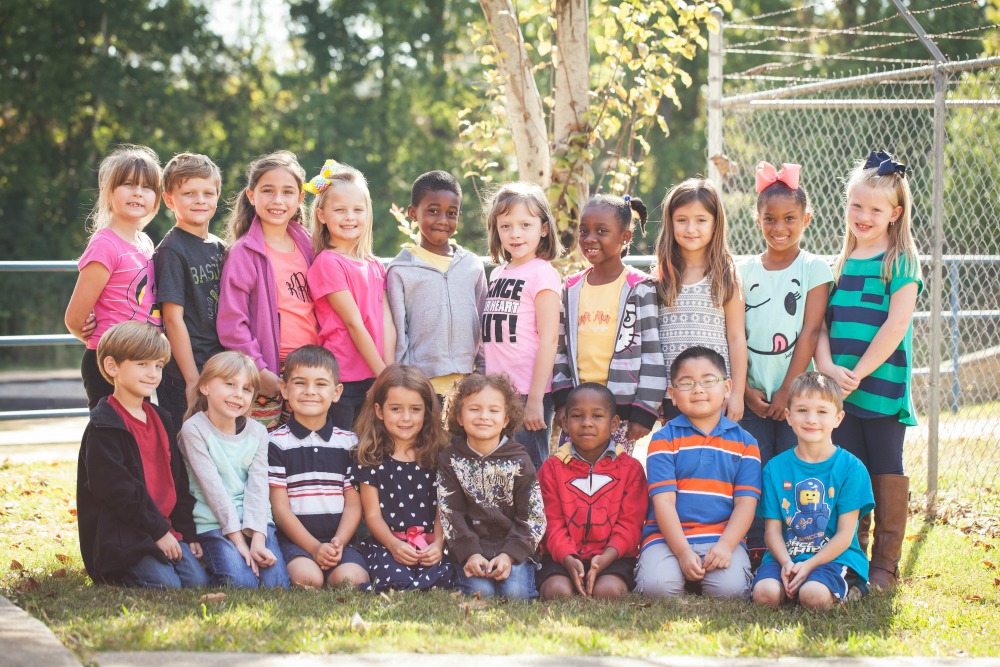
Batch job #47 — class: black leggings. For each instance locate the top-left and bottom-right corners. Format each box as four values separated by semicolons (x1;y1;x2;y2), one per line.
833;411;907;476
81;348;114;409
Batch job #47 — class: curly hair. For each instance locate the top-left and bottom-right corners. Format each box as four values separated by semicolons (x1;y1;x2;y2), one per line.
444;373;524;441
354;365;448;470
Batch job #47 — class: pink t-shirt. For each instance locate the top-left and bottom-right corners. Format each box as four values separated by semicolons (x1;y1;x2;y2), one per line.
78;228;161;350
265;244;318;361
307;250;386;382
482;257;561;394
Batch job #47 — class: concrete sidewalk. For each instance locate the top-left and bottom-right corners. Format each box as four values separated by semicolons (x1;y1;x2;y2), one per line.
0;596;80;667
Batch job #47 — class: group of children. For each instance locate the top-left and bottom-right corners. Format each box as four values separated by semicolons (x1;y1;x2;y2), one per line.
71;144;921;608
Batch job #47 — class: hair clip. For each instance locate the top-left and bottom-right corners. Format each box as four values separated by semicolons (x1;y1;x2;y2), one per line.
303;159;344;194
755;161;801;193
863;150;907;177
624;195;631;203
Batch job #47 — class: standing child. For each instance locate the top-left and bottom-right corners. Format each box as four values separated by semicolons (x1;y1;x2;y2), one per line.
740;163;833;559
354;364;456;591
654;178;747;423
751;372;874;609
154;153;227;427
552;194;665;452
65;145;163;408
217;151;317;431
636;346;761;599
268;345;370;589
179;351;288;588
77;321;208;588
815;150;921;590
438;373;546;599
305;160;396;430
387;170;487;400
537;383;647;600
481;182;563;469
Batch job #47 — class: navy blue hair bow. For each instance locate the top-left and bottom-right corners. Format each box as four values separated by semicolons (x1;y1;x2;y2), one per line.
864;150;907;177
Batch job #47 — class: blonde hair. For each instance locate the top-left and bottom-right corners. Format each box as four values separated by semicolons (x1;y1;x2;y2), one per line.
163;152;222;193
96;321;171;384
354;365;447;471
226;151;307;244
89;145;162;236
835;158;921;283
184;351;261;422
654;178;739;308
787;371;844;413
444;373;523;440
309;164;375;258
484;182;562;263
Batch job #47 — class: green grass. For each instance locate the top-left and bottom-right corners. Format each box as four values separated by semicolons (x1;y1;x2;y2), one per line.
2;459;999;660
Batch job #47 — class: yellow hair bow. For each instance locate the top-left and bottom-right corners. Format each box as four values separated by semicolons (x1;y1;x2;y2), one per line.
303;159;344;194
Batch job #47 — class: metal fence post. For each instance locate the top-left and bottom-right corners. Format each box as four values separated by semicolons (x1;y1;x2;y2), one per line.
948;260;961;413
707;7;724;185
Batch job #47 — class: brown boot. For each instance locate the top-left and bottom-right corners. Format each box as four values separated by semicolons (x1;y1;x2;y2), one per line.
857;511;872;558
869;474;909;591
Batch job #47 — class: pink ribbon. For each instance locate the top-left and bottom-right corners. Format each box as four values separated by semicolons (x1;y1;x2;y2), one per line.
755;161;802;193
392;526;431;550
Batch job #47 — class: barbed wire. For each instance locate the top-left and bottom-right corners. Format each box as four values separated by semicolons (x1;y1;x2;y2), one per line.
910;0;981;16
929;24;1000;41
727;0;849;25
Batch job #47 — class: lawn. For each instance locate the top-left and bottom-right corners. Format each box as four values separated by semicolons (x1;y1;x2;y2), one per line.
1;458;998;662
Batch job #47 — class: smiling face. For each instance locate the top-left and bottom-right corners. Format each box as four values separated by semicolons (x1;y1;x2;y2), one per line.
671;200;715;256
846;182;901;251
375;386;427;450
578;204;630;269
757;193;810;256
246;167;304;229
202;370;256;424
281;364;342;427
316;181;369;250
668;356;730;425
456;386;509;450
785;391;844;448
105;357;165;403
564;387;620;461
410;189;461;256
496;202;547;266
110;173;158;228
164;177;220;235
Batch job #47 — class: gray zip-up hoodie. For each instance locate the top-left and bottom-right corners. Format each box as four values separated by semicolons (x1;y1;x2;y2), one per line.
386;244;488;379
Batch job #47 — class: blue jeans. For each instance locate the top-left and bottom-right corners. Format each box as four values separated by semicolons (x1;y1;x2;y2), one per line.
455;560;538;599
514;393;553;471
199;524;289;589
121;540;209;589
741;410;798;551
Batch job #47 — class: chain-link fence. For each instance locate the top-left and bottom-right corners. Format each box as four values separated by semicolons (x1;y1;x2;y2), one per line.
707;5;1000;519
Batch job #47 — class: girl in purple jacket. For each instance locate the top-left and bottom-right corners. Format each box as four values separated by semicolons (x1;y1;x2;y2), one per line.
217;151;317;431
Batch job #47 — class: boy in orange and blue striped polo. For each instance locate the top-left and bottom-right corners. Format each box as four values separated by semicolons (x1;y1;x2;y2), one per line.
635;346;761;598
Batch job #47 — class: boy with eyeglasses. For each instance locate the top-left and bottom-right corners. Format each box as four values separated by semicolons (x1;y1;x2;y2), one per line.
635;346;761;598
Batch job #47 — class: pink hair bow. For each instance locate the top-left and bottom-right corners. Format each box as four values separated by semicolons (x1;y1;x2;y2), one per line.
392;526;431;551
755;161;802;193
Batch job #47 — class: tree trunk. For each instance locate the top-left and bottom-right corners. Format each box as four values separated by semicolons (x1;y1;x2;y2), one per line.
479;0;551;186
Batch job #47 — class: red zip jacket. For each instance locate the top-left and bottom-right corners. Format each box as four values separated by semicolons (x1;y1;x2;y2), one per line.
537;442;648;563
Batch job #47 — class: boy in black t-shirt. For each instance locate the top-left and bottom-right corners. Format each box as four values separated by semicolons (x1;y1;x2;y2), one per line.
153;153;227;426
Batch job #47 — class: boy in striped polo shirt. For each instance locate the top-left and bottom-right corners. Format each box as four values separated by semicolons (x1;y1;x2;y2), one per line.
268;345;370;588
636;346;761;598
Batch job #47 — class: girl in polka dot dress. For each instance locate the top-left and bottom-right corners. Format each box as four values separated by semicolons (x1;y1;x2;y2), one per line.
353;365;456;591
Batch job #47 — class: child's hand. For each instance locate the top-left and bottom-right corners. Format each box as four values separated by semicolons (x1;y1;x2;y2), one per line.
487;553;513;581
464;553;491;579
189;541;203;559
745;387;769;419
81;313;97;342
678;547;705;581
249;531;277;568
524;396;545;431
419;541;444;566
561;554;586;597
626;421;650;442
785;559;815;595
725;391;745;423
259;369;281;398
156;531;182;561
766;386;789;421
390;539;421;566
825;365;859;397
554;405;567;431
313;541;341;569
780;559;795;595
585;552;615;597
227;531;257;575
703;541;733;572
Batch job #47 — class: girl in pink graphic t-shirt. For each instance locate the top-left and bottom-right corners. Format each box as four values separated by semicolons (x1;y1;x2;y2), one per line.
305;161;396;431
65;145;164;408
481;182;563;470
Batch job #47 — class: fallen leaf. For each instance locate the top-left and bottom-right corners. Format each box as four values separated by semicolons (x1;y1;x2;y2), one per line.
471;590;482;600
450;590;463;598
335;597;346;604
994;578;999;587
67;509;77;516
55;554;71;563
199;592;228;604
912;573;941;579
906;534;922;541
51;569;66;579
10;560;23;571
350;612;369;633
984;561;996;570
965;595;983;603
16;577;40;593
458;599;488;612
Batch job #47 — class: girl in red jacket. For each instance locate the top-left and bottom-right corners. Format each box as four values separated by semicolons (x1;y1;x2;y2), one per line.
537;383;648;599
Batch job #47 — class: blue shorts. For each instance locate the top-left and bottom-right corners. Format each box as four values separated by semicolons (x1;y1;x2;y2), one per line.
752;560;868;602
279;536;368;576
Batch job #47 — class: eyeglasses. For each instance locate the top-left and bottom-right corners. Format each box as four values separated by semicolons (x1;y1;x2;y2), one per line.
671;376;728;392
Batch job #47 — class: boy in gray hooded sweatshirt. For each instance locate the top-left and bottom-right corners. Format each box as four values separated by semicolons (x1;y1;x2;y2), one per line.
387;171;487;400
